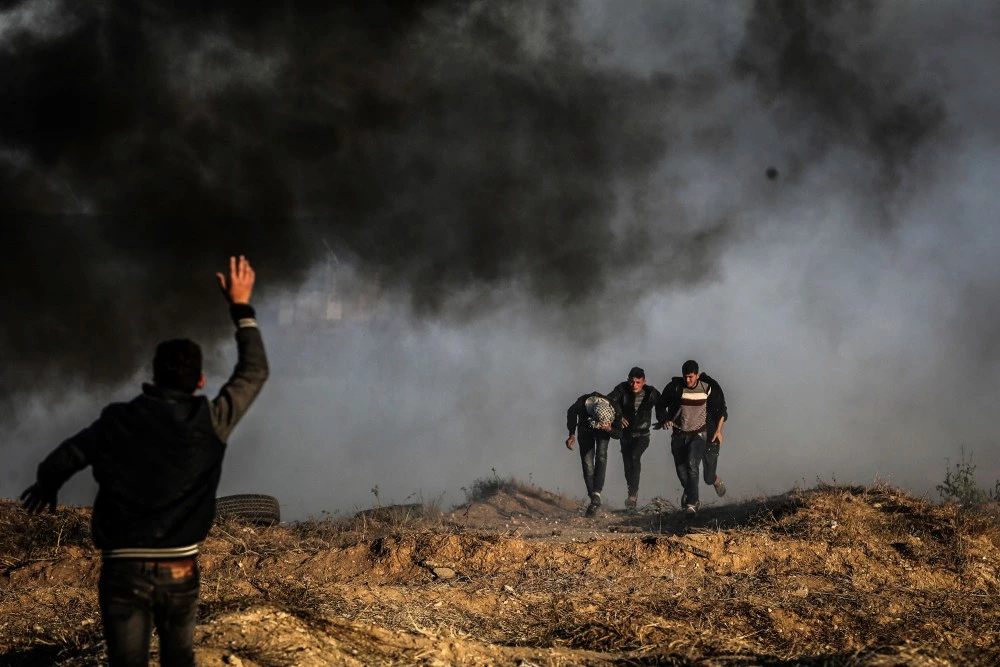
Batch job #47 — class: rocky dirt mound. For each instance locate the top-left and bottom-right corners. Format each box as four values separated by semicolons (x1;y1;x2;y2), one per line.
2;484;999;665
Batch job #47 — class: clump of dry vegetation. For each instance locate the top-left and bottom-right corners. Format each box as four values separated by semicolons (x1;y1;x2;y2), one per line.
460;468;555;504
0;505;102;666
2;482;999;666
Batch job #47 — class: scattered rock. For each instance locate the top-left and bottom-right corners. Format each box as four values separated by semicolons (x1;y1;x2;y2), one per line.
792;587;809;598
433;567;457;580
223;655;243;667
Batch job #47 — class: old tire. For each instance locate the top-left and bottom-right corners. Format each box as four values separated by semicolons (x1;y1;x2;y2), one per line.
215;494;281;526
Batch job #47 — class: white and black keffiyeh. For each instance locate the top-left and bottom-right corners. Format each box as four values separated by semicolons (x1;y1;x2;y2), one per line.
584;396;615;429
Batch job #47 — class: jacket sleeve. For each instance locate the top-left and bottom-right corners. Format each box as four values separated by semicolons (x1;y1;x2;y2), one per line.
606;383;625;414
210;304;270;442
655;382;676;424
646;387;662;425
706;376;729;423
567;395;584;435
36;419;102;491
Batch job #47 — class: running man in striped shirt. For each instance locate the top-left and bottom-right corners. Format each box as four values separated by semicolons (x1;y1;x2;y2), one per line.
656;360;729;514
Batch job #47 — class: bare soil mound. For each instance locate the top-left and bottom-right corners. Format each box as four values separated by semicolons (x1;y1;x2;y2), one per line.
2;484;999;665
445;478;585;537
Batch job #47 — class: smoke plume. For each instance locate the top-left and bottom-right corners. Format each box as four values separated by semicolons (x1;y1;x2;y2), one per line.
5;1;1000;513
2;0;682;397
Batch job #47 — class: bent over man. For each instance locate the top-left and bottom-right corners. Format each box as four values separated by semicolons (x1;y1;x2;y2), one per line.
657;359;728;514
21;256;269;667
566;391;623;517
607;366;661;511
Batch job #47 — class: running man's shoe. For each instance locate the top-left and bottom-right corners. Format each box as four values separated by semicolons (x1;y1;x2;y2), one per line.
713;477;727;497
585;492;601;517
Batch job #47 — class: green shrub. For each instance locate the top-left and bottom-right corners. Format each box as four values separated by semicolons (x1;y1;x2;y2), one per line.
937;449;1000;507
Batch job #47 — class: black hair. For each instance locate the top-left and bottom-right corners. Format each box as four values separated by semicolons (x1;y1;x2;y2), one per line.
628;366;645;379
682;359;699;375
153;339;203;393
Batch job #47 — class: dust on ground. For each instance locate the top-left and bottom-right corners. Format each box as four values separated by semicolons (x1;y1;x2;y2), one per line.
2;480;999;666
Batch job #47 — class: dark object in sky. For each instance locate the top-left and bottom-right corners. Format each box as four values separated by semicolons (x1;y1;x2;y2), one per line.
766;167;779;180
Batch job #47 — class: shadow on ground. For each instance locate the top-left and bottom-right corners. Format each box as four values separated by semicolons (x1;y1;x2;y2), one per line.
607;490;807;536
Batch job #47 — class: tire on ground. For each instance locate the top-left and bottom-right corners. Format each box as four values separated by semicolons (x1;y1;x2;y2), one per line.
215;494;281;526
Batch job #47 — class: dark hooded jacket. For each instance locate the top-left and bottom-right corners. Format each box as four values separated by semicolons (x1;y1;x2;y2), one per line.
566;392;624;440
606;381;661;438
655;373;728;432
34;304;268;553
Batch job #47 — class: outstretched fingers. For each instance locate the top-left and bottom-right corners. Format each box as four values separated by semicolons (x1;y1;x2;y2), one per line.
219;255;256;304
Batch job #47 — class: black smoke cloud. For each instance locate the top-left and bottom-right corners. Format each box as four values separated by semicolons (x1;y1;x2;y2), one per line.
1;0;678;398
1;0;951;401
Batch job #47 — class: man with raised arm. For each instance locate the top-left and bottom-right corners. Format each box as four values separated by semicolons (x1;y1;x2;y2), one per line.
20;256;269;667
566;391;623;517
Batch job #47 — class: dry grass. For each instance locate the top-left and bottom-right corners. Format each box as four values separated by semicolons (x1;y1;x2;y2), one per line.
2;483;999;665
0;503;91;569
461;470;556;504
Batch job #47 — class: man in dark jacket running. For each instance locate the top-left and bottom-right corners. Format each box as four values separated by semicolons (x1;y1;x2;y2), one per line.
656;360;728;514
20;255;269;667
566;391;623;517
607;367;661;512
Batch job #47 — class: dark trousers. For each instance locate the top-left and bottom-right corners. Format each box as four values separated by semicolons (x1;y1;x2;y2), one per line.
703;440;721;485
620;433;650;497
671;432;707;505
99;558;200;667
578;430;609;497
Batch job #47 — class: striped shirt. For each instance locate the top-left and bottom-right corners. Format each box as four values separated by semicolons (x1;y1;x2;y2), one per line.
675;380;711;433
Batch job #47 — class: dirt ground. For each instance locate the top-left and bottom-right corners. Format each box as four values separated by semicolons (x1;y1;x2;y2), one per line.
2;481;999;666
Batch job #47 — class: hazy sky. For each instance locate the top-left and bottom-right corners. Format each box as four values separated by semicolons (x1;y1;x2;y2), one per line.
3;1;999;518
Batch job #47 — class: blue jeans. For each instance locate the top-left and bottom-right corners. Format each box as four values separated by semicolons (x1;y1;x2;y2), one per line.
99;558;200;667
671;432;707;506
578;430;609;497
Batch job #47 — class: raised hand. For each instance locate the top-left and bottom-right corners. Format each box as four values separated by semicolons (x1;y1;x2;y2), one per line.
216;255;255;305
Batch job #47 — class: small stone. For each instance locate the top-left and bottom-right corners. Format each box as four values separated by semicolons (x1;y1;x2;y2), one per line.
792;587;809;598
433;567;457;580
224;655;244;667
